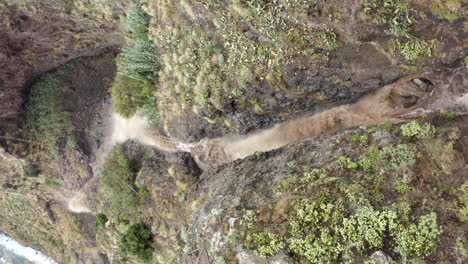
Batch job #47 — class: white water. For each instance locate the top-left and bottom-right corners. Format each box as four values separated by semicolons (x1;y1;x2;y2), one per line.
0;233;58;264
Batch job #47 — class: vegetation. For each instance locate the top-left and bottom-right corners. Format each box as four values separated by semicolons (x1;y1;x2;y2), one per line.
395;213;441;258
387;38;435;63
363;0;415;37
120;222;154;263
26;63;75;156
111;4;161;122
430;0;462;21
224;120;465;263
110;75;154;118
99;144;143;220
96;213;109;228
22;162;40;177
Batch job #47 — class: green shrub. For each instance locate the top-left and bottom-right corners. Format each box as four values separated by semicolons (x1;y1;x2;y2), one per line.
363;0;415;37
138;187;150;203
100;145;141;220
96;213;108;228
395;213;442;257
110;75;154;118
23;162;40;177
120;222;154;263
111;4;161;122
341;206;399;251
126;4;151;38
26;64;74;156
120;39;161;83
401;121;422;137
388;38;435;63
251;232;285;257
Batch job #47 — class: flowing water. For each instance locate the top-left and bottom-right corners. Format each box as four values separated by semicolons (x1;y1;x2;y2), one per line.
68;68;467;212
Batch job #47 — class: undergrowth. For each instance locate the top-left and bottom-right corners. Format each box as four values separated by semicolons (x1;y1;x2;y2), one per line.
229;121;462;263
99;144;145;221
26;63;76;156
111;4;161;123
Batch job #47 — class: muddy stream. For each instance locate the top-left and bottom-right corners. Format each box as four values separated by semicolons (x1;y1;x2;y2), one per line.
69;68;467;213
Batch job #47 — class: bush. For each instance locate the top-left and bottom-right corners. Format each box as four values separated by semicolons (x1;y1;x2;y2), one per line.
120;39;161;83
126;4;151;38
23;162;40;177
120;222;154;263
110;4;161;121
100;145;141;220
110;75;154;118
363;0;415;37
26;64;74;156
96;213;108;228
395;213;442;257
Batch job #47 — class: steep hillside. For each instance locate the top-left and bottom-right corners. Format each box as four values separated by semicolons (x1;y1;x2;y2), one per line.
0;1;466;264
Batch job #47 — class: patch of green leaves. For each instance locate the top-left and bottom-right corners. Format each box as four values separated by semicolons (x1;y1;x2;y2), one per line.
395;213;442;258
363;0;415;37
26;63;75;156
120;222;154;263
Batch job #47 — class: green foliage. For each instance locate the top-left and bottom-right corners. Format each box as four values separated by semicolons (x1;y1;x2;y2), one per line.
338;156;358;169
120;222;154;263
440;111;457;119
100;145;141;220
395;213;442;258
300;168;327;183
251;232;285;257
138;187;150;202
363;0;415;37
288;198;345;263
110;4;161;122
126;4;151;38
380;120;394;129
400;121;435;139
110;74;155;118
457;182;468;221
395;183;415;193
120;39;161;83
23;162;40;177
430;0;462;21
349;134;368;144
26;64;74;156
388;38;435;63
96;213;108;228
341;206;398;251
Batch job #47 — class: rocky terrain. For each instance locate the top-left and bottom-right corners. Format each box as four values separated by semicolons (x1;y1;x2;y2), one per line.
0;0;467;264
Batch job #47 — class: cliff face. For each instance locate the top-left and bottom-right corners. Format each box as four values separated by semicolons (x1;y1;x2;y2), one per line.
0;0;130;127
0;0;467;264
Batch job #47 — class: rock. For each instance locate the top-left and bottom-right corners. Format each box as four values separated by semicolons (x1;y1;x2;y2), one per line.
412;78;428;91
236;249;268;264
369;251;392;264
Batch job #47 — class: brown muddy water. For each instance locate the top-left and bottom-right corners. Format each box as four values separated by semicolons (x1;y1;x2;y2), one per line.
68;67;467;213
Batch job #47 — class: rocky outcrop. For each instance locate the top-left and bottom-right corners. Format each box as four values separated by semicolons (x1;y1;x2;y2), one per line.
0;1;130;130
